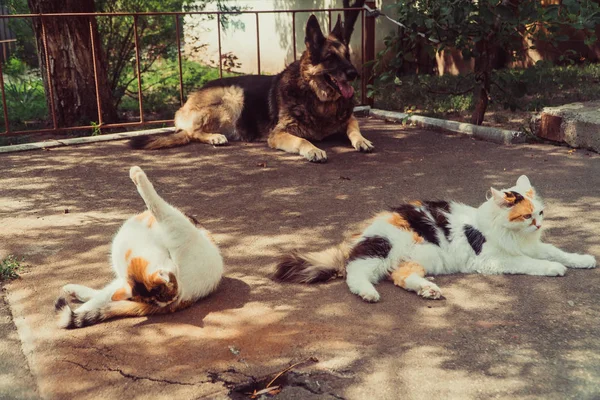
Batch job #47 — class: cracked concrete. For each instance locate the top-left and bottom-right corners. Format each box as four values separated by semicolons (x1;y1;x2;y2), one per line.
1;118;600;399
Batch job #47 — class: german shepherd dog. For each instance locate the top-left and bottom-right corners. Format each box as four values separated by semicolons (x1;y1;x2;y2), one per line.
130;15;373;162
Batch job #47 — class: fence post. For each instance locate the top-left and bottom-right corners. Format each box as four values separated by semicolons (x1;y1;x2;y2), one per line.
364;0;376;107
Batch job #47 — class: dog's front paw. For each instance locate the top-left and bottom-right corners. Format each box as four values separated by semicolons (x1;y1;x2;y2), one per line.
353;137;374;153
129;166;147;185
567;254;596;269
303;147;328;163
208;134;228;145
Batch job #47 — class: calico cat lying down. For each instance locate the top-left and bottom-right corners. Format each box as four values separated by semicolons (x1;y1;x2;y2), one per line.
274;175;597;302
55;166;223;328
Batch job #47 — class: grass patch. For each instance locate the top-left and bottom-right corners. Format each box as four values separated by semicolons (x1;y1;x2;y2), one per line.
0;255;23;281
375;62;600;126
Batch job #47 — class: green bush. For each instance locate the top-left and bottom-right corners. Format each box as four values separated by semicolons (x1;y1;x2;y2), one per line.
376;62;600;118
0;72;48;131
3;57;28;77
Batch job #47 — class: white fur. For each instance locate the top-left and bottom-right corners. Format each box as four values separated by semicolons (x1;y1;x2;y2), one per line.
57;166;223;327
347;175;596;301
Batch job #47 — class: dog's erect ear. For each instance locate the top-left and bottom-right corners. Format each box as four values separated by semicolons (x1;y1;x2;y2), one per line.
305;15;325;54
331;14;344;42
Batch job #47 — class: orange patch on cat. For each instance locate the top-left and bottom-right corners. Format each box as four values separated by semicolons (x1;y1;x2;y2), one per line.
413;232;424;243
388;212;410;230
124;249;132;261
149;271;167;285
410;200;423;207
111;287;131;301
526;189;535;198
508;198;534;222
146;215;156;228
135;211;151;221
127;257;150;285
105;301;159;319
390;261;425;288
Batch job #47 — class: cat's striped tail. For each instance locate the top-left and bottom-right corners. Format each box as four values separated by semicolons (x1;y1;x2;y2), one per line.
273;245;348;283
54;297;164;329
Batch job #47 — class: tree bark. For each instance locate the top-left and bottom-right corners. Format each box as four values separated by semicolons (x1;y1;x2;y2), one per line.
471;41;491;126
27;0;116;128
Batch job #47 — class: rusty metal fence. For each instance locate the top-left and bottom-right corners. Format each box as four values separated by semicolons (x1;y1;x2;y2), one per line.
0;3;376;137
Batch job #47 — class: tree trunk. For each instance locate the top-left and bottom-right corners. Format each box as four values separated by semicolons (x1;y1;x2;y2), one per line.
470;41;491;126
27;0;116;128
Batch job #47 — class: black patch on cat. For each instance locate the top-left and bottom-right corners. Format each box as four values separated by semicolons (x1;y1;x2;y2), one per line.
54;296;68;311
131;280;153;298
464;225;486;255
348;236;392;262
185;213;202;227
76;310;102;328
54;296;78;329
505;191;524;205
424;201;452;241
391;204;440;246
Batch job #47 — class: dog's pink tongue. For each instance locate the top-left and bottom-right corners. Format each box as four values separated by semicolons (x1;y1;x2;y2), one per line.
337;81;354;99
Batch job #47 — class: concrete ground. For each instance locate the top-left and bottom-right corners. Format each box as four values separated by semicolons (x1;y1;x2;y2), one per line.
1;117;599;400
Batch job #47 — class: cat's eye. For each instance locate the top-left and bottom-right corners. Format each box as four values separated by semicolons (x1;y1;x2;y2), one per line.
523;214;532;219
539;211;544;216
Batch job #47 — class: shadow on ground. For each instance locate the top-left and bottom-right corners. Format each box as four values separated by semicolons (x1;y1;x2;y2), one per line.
1;118;599;399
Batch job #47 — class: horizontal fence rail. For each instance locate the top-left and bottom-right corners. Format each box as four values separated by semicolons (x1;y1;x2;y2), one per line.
0;5;376;137
0;2;374;135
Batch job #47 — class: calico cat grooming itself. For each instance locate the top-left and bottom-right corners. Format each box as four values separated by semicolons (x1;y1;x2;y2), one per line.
55;166;223;328
274;175;596;302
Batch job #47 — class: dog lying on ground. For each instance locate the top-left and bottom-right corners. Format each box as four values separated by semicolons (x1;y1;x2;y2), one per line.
131;14;373;163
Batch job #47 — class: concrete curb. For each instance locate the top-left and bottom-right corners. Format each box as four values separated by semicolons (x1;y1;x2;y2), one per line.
369;108;526;145
0;106;526;154
0;127;175;154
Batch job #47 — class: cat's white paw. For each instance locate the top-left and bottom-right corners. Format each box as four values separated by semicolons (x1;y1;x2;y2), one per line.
567;254;596;269
359;290;381;303
418;284;442;300
540;261;567;276
61;284;80;300
349;284;381;302
129;166;146;185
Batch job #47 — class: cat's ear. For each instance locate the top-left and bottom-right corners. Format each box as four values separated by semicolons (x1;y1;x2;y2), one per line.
489;187;508;207
516;175;536;198
516;175;531;189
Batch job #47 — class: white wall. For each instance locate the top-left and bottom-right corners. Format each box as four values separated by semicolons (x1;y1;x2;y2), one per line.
183;0;392;75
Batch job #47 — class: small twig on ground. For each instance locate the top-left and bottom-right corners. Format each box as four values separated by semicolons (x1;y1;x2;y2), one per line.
248;356;319;398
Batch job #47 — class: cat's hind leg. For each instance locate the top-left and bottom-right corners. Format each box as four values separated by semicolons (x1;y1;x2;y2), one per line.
390;261;442;300
56;296;161;329
129;166;193;231
346;258;386;302
61;284;101;302
55;280;128;329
